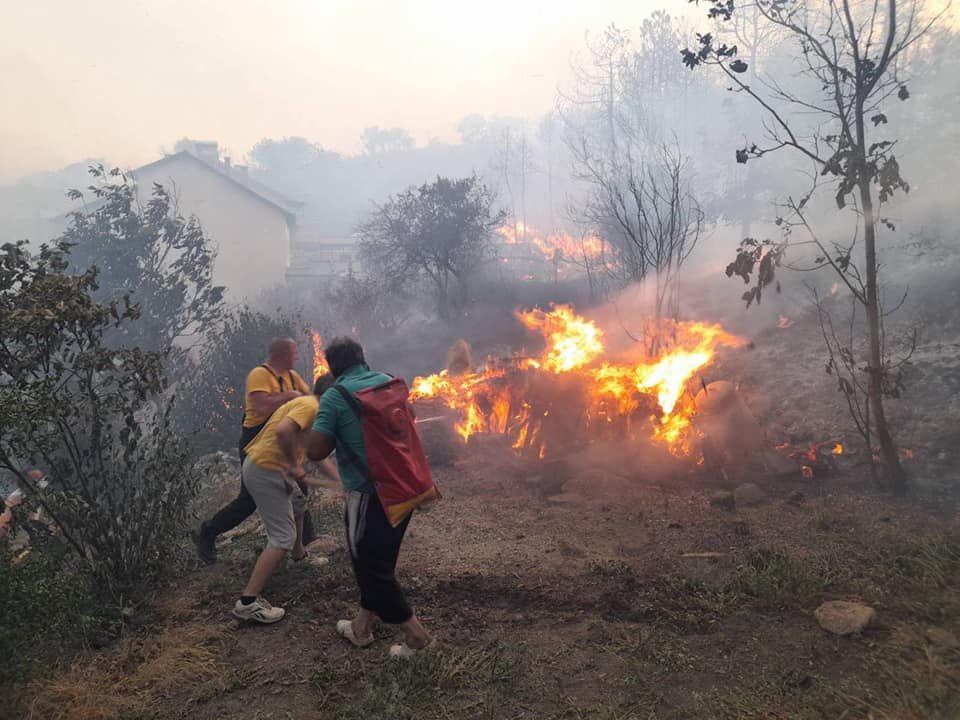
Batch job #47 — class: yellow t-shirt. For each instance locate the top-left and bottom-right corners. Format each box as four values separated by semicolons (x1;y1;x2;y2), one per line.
244;395;320;472
243;365;311;428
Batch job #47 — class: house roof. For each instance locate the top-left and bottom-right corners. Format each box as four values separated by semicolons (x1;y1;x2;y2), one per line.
131;152;298;224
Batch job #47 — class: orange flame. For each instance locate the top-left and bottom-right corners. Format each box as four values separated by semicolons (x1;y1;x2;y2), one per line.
411;305;745;457
496;223;607;262
311;331;329;381
801;465;814;479
833;443;844;456
516;305;603;373
777;315;793;329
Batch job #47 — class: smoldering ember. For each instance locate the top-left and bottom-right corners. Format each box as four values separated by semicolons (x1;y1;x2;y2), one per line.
2;1;959;718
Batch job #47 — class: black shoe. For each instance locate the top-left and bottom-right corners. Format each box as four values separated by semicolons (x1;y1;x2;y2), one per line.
192;528;217;565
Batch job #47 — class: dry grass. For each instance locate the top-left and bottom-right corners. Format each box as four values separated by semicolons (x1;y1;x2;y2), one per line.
23;623;228;720
832;623;960;720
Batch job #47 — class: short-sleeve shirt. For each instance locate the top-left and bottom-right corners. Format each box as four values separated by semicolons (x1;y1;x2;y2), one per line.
312;364;391;493
244;395;319;472
243;365;310;428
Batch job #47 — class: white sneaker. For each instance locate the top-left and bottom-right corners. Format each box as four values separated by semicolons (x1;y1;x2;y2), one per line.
232;596;285;624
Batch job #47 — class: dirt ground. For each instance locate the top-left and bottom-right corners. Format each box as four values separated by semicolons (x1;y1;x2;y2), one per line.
20;446;960;720
18;286;960;720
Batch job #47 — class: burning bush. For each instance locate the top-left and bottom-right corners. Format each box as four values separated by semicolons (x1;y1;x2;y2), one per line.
411;304;746;460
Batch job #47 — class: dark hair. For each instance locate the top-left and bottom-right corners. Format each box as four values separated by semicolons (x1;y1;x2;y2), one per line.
324;336;366;378
313;372;335;395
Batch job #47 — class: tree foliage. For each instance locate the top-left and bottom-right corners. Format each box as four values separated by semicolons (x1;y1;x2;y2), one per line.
684;0;942;493
0;240;198;597
63;164;225;352
358;175;506;321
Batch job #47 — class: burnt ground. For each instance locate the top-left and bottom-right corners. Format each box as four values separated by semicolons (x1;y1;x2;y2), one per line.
17;269;960;720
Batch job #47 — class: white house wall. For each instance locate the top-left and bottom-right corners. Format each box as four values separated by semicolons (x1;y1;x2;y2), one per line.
133;157;291;302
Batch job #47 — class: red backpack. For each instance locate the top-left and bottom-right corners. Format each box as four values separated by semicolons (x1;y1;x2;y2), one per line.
334;377;440;526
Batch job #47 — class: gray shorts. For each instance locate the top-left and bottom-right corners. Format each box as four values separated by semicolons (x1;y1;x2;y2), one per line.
242;458;297;550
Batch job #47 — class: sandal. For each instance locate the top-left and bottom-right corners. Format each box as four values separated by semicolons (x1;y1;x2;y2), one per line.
336;619;375;648
388;638;438;659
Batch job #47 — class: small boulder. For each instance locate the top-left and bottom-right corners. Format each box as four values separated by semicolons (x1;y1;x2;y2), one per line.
710;490;736;511
815;600;875;635
734;483;765;507
787;490;806;505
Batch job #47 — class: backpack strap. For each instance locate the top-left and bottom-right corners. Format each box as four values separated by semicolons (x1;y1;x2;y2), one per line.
259;363;287;392
333;384;363;419
332;385;370;481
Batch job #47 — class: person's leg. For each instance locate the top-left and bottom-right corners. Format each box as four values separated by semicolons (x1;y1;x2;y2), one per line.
301;509;316;546
291;485;307;561
194;467;257;563
199;483;257;538
242;547;287;596
354;494;432;649
336;492;377;644
232;460;295;624
292;511;306;560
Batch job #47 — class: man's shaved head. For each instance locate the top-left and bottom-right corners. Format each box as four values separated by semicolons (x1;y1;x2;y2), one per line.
268;337;297;371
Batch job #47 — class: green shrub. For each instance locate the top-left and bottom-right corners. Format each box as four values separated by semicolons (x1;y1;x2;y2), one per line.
0;549;116;689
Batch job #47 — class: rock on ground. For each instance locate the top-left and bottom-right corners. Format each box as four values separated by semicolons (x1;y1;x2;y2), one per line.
815;600;876;635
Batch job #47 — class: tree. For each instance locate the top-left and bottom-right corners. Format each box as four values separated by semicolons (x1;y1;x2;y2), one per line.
250;136;325;172
358;175;506;321
361;126;415;155
574;143;703;350
0;239;198;597
63;165;225;353
683;0;944;493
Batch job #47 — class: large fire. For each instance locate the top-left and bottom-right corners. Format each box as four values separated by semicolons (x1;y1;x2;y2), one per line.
410;305;745;458
496;222;608;263
311;331;329;381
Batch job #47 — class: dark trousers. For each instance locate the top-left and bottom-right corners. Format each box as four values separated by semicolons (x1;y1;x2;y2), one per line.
198;431;258;540
344;490;413;624
199;478;257;540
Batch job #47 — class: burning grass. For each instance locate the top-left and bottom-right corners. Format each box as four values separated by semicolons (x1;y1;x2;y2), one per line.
23;623;228;720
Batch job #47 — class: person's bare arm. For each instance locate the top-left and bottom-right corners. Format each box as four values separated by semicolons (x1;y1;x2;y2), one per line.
303;458;341;491
275;418;305;490
305;430;336;462
249;389;302;419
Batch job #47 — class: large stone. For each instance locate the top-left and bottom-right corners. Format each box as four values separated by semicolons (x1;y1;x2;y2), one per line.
709;490;736;511
815;600;875;635
734;483;765;507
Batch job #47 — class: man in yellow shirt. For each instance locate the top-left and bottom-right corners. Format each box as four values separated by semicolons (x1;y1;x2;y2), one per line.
194;338;311;564
233;374;339;624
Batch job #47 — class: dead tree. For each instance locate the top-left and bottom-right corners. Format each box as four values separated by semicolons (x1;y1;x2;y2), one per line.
684;0;944;494
573;142;703;353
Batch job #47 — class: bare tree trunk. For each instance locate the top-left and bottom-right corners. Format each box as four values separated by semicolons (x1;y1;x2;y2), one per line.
855;103;907;492
858;177;907;493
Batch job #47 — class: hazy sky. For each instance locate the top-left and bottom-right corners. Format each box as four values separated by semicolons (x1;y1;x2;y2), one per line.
1;0;674;183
